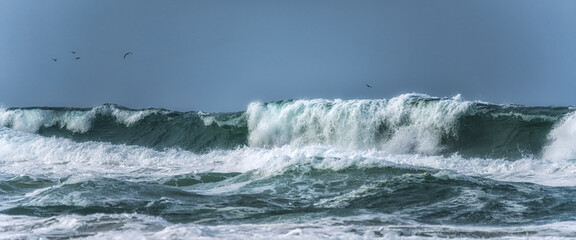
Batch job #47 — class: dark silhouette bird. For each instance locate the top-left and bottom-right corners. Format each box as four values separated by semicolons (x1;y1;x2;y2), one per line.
75;57;80;60
72;51;76;54
366;84;372;88
52;58;57;62
123;52;132;59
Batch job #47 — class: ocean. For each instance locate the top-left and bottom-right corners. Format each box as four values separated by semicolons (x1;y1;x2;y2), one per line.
1;93;575;239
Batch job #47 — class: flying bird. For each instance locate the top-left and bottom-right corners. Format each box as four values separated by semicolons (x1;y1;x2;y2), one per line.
75;57;80;60
366;84;372;88
52;58;57;62
72;51;76;54
123;52;132;59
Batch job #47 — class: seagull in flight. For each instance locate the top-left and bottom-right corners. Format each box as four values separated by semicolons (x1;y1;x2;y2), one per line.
366;84;372;88
52;58;57;62
123;52;132;59
75;57;80;60
72;51;76;54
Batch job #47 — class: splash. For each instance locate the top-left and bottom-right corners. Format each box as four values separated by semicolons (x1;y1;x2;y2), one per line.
544;111;576;161
247;93;470;154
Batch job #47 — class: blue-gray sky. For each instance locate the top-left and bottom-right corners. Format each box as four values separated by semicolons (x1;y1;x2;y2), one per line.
1;0;575;112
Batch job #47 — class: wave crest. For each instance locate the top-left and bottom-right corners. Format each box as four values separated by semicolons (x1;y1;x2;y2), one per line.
0;104;159;133
247;93;470;154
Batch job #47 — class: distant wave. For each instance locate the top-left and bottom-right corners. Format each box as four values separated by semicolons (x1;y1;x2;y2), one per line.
0;104;247;152
1;94;574;159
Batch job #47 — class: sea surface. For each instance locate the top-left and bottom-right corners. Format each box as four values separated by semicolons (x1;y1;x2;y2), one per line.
1;93;576;239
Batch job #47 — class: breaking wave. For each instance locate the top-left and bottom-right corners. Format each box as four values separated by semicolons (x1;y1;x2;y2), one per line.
1;94;573;159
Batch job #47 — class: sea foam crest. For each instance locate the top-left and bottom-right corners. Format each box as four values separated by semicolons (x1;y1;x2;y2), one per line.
544;111;576;161
247;93;470;154
0;105;157;133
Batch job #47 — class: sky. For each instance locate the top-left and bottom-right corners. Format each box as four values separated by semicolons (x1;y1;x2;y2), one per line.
1;0;575;112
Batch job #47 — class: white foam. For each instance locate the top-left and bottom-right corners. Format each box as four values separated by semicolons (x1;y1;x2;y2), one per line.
145;219;576;240
2;213;575;240
0;213;170;239
543;111;576;161
104;106;158;127
198;111;245;127
247;94;470;155
0;126;199;179
452;93;462;101
0;107;91;133
2;125;576;187
0;105;158;133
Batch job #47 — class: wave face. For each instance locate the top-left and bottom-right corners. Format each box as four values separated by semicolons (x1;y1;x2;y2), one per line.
2;93;576;239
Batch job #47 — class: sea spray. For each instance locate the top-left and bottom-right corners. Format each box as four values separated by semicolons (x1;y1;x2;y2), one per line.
247;93;470;154
543;111;576;161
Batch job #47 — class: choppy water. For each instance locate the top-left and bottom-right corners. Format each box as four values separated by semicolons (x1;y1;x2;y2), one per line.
1;93;576;239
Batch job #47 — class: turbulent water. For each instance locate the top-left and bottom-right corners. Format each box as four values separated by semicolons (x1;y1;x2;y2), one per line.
1;93;576;239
